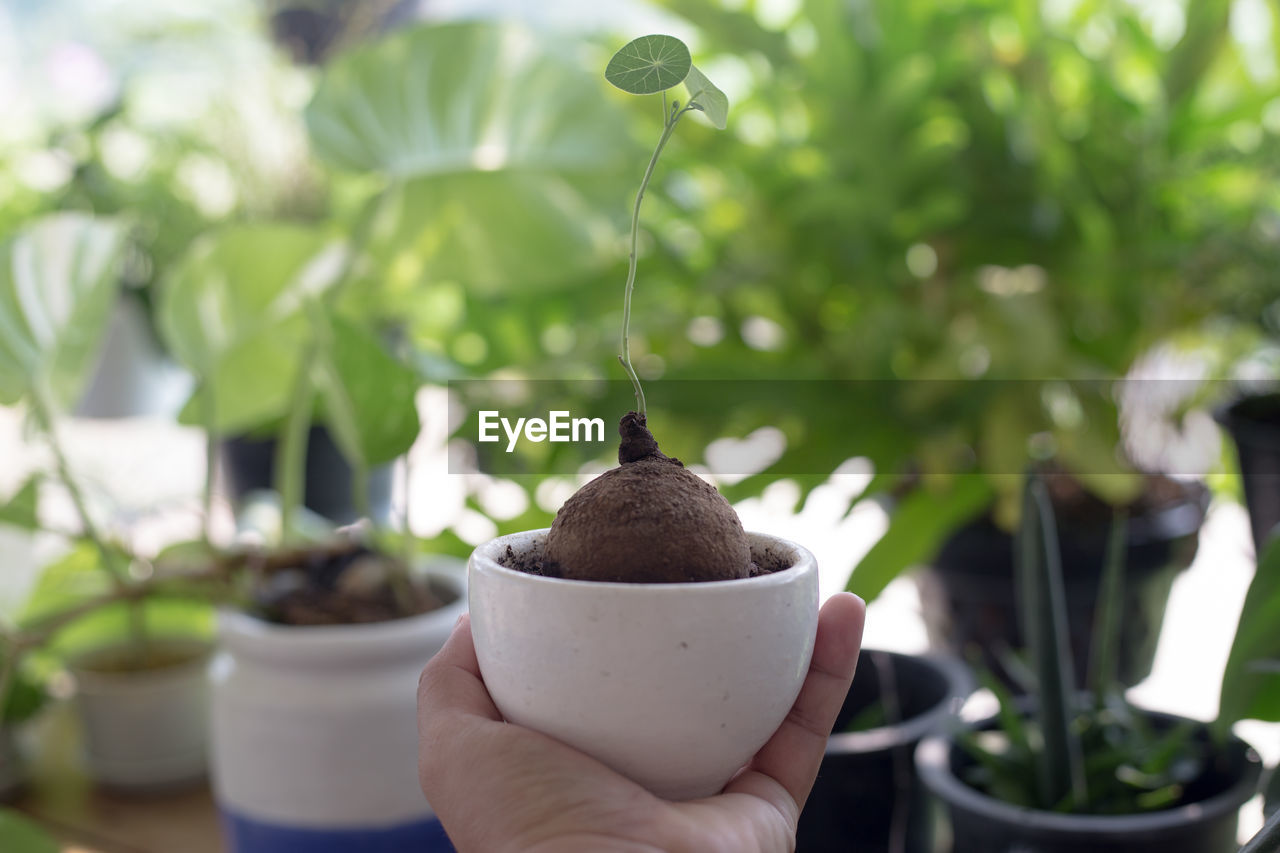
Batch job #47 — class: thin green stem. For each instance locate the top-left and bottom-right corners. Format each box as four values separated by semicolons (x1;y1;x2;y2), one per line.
31;387;148;660
202;381;217;547
0;638;17;726
619;100;694;419
31;389;127;588
276;349;317;543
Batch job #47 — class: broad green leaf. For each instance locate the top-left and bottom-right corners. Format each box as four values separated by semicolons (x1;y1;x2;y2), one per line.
1087;511;1127;697
20;541;213;655
0;478;38;531
0;809;57;853
1216;533;1280;734
45;597;213;658
1017;476;1086;809
309;22;630;175
20;540;114;629
684;64;729;129
605;35;692;95
0;213;128;410
306;22;628;292
847;475;993;601
176;325;308;434
317;316;421;468
159;225;334;434
363;173;618;296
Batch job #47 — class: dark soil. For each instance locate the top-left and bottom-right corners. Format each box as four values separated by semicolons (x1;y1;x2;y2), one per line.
537;413;757;583
1040;468;1199;534
501;524;790;580
243;540;455;626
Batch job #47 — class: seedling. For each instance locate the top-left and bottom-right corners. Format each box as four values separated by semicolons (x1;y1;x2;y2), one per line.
605;34;727;418
535;37;744;585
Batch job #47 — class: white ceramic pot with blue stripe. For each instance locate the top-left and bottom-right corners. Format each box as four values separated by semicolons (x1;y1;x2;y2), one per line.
211;559;466;852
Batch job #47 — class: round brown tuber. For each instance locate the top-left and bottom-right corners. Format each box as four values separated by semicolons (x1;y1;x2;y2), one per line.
542;412;754;583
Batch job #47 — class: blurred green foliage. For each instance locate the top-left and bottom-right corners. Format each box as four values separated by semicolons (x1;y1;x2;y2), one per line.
4;0;1279;591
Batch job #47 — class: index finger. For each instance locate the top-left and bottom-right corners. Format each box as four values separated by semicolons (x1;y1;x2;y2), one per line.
417;613;502;723
727;592;866;809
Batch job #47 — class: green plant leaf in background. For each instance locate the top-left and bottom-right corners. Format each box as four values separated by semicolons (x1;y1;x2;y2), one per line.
20;540;212;656
683;64;728;129
1017;476;1087;810
315;315;421;468
0;478;39;532
0;213;128;411
1;668;45;726
20;540;115;630
847;475;993;601
1215;533;1280;735
306;22;631;293
158;224;336;434
605;34;692;95
0;809;57;853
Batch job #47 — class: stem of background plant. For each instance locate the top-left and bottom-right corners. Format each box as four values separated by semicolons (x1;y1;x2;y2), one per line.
201;381;217;547
0;639;16;725
618;97;694;419
30;387;149;660
276;352;317;543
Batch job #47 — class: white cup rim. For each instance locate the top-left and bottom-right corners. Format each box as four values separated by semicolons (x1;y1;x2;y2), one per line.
469;528;815;591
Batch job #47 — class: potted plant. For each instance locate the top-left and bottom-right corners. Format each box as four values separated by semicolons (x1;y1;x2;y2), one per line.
460;33;827;806
575;0;1269;692
915;471;1208;689
0;213;226;791
153;192;470;850
153;20;628;848
796;649;970;853
915;474;1262;852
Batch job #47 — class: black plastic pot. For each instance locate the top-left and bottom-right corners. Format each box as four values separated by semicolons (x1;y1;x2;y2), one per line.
1217;393;1280;553
1266;763;1279;819
916;709;1262;853
221;426;393;525
915;482;1208;688
797;650;970;853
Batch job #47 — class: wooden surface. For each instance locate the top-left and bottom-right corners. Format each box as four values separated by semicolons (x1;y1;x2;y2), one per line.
14;703;224;853
18;785;224;853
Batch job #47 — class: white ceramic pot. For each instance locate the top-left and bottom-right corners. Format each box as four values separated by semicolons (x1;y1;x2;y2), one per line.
210;561;466;853
468;529;819;801
70;637;212;790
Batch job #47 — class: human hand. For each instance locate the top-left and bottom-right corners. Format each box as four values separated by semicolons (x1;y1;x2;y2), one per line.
418;592;867;853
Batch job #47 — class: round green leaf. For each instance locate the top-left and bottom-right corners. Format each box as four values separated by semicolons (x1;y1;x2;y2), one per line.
605;35;692;95
684;64;729;130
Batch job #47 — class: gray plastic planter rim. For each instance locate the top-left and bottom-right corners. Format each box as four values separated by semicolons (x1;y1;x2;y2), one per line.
915;728;1262;835
825;651;971;754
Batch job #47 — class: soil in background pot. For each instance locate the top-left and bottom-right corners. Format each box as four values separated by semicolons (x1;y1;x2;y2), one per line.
917;474;1207;689
243;540;456;626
